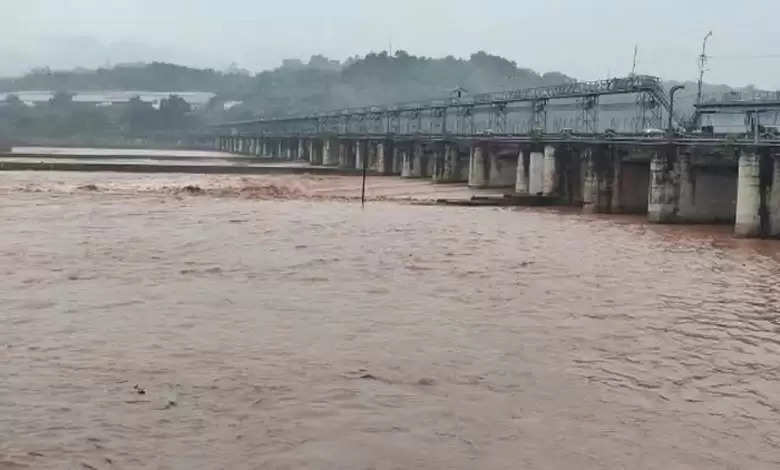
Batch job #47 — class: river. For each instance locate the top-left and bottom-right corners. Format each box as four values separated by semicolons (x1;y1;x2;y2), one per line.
1;167;779;469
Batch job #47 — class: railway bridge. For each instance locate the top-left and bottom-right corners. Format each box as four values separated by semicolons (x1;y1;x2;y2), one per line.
211;75;780;239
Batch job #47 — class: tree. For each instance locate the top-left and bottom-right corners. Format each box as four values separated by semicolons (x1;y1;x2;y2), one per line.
121;96;157;133
158;94;192;129
49;90;75;108
4;94;24;109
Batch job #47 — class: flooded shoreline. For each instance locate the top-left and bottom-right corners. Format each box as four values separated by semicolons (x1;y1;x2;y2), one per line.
1;167;779;469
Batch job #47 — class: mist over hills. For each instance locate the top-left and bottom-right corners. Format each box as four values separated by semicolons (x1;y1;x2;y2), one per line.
0;50;757;144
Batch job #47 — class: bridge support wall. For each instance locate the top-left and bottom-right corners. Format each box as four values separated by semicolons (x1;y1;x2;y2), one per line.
616;161;650;213
583;147;649;213
649;147;737;224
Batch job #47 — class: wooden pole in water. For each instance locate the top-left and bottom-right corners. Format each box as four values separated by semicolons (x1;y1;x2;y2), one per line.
361;147;367;208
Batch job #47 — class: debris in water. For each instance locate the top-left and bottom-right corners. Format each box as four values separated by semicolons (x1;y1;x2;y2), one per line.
182;185;203;194
77;184;99;191
133;384;146;395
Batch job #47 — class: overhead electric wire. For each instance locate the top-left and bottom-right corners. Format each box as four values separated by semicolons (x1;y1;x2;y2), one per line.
708;54;780;60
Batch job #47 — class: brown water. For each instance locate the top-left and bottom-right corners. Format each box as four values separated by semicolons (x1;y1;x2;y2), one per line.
2;171;780;469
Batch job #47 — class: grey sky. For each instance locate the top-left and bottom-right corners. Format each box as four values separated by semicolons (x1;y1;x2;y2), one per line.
3;0;779;88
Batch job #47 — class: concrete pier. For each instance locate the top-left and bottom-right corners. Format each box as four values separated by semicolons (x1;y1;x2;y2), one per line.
338;140;355;168
309;140;323;165
528;150;545;195
392;147;403;174
648;148;680;223
735;150;764;237
289;140;296;160
771;154;780;237
582;148;607;213
468;145;488;188
374;141;394;174
432;143;465;183
401;143;427;178
355;140;367;170
322;138;339;167
542;145;558;196
416;143;430;178
488;148;517;188
733;150;780;238
515;149;529;194
400;145;416;178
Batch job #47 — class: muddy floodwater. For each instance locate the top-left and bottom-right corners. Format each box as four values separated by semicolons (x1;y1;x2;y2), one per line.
2;169;780;469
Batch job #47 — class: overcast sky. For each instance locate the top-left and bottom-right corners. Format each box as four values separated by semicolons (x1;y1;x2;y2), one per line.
3;0;779;88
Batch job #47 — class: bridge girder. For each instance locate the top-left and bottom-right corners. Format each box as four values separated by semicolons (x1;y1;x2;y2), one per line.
217;75;678;137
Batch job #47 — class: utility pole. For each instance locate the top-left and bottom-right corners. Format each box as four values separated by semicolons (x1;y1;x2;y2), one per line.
631;44;639;76
668;85;685;133
696;31;713;107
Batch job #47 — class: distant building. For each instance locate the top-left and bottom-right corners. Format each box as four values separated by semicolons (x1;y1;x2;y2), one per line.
0;91;216;110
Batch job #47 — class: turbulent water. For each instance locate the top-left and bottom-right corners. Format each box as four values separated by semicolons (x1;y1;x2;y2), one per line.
1;170;780;469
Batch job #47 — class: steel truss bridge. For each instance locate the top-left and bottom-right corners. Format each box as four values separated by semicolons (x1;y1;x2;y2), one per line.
215;75;679;137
